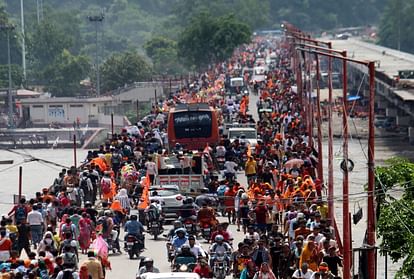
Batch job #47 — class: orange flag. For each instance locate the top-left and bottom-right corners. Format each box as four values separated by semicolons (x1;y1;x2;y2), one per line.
247;143;252;157
240;97;247;115
138;174;151;209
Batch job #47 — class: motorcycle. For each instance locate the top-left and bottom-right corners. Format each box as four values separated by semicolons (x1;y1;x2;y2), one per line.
125;234;144;259
106;225;121;254
148;219;163;240
211;251;229;279
173;256;197;272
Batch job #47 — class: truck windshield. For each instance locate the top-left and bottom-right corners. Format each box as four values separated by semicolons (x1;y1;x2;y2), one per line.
229;130;257;139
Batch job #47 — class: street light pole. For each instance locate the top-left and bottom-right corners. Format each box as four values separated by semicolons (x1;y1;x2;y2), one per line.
1;24;16;128
88;14;104;97
20;0;26;81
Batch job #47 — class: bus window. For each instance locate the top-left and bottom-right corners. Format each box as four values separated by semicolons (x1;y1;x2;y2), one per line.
173;111;212;139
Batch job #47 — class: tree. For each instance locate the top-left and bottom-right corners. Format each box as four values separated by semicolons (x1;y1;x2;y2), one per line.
378;0;414;53
177;12;251;70
0;5;22;85
28;20;73;77
375;157;414;278
144;36;185;75
100;50;152;92
42;50;90;97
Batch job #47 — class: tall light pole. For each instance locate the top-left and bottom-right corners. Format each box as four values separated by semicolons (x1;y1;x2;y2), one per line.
36;0;44;24
1;24;16;128
88;14;104;97
20;0;26;81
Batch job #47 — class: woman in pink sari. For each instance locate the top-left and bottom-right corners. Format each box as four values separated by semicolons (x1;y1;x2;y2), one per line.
78;212;92;254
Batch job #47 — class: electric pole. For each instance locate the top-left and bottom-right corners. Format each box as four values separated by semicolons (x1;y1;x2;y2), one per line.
20;0;26;81
88;13;104;97
0;24;16;128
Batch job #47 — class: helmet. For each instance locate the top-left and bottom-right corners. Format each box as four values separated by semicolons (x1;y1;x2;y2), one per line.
215;235;224;242
175;228;186;235
70;240;77;248
84;201;92;207
185;197;194;204
200;188;209;194
143;257;153;263
241;193;249;200
173;220;182;228
181;244;190;250
104;210;112;216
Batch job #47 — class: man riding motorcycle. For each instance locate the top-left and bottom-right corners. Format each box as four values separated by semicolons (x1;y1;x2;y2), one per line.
197;202;218;229
136;258;159;279
124;214;145;250
174;244;197;271
209;235;232;269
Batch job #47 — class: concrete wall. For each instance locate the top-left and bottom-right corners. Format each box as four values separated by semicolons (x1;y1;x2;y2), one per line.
116;86;164;102
29;103;95;125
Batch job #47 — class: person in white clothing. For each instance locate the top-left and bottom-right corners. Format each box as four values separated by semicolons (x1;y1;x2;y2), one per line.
292;263;314;279
27;205;44;249
145;157;157;185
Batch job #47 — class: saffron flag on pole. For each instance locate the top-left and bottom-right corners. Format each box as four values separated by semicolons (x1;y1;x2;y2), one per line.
240;97;247;115
138;173;151;209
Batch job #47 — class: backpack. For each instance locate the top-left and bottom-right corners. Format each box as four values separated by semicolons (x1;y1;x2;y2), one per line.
62;270;75;279
62;224;75;238
15;206;26;223
101;178;111;195
217;186;227;197
80;178;88;191
63;252;77;268
111;153;121;165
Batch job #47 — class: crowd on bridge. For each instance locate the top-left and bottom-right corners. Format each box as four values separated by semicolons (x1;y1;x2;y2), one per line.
0;35;342;279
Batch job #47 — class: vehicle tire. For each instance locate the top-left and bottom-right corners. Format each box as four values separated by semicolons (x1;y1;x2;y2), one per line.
128;250;134;259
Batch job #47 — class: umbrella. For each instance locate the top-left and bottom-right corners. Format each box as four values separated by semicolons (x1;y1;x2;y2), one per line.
284;158;304;168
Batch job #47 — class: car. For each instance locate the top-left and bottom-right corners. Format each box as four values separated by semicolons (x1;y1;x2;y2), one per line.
228;126;258;149
374;116;394;128
149;185;184;220
139;272;200;279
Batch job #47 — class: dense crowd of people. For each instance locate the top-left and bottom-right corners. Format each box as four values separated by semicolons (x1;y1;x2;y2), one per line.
0;35;343;279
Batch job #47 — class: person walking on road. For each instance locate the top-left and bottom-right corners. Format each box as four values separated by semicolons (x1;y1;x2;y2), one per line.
81;250;104;279
27;204;44;249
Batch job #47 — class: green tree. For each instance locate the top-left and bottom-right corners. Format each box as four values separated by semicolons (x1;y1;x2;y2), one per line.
378;0;414;53
376;158;414;277
100;50;152;92
28;20;73;75
177;12;251;70
0;5;22;85
42;49;90;97
144;36;185;75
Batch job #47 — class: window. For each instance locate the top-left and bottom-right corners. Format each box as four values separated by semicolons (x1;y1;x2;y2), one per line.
32;105;44;108
173;111;212;139
70;104;83;107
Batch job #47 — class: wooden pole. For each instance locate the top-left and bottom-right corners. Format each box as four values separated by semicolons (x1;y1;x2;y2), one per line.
111;112;114;137
18;166;22;202
73;134;77;168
